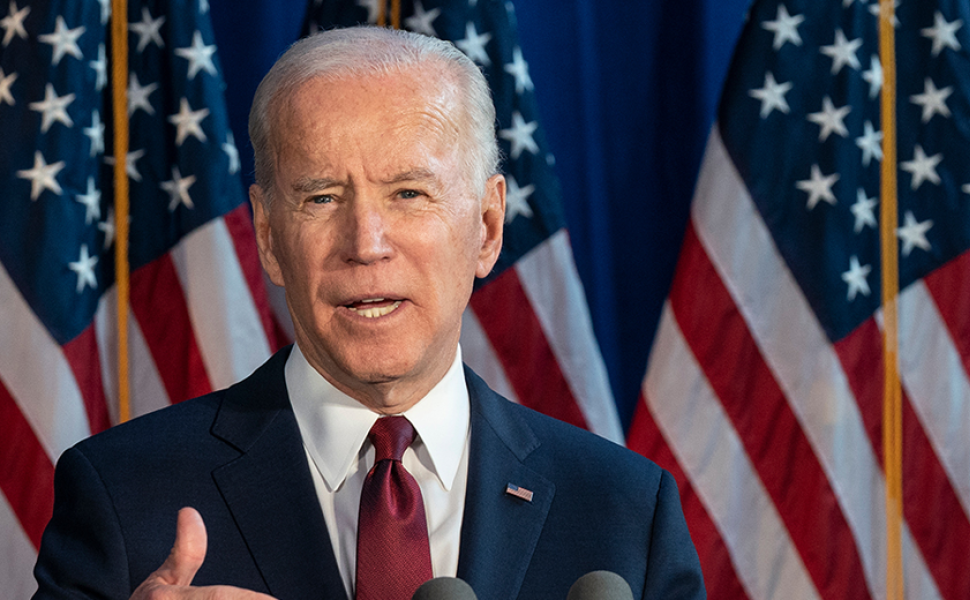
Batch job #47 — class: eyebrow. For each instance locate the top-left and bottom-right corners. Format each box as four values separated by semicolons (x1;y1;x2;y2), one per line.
380;169;438;185
291;177;344;194
289;170;440;194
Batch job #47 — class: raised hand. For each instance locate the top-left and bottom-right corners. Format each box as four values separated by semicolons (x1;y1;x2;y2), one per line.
130;507;277;600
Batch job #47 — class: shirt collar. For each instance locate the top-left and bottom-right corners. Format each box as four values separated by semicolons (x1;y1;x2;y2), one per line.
286;343;469;492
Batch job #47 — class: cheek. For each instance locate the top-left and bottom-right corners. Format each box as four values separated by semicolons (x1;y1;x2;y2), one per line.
270;222;321;289
435;223;483;299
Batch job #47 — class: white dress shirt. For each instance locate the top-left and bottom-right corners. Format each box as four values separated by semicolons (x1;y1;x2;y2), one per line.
286;343;471;598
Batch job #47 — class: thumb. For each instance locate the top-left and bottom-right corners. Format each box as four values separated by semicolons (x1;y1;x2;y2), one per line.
155;507;208;586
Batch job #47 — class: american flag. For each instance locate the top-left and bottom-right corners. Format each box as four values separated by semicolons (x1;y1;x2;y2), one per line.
629;0;970;599
0;0;284;595
504;482;534;502
303;0;624;443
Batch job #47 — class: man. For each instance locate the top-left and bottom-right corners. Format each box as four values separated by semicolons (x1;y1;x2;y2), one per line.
33;27;705;600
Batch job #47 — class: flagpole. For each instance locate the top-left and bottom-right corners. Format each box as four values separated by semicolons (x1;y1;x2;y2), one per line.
376;1;401;29
111;0;131;424
878;0;903;598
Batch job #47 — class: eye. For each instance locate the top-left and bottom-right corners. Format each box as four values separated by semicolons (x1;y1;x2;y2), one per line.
397;189;422;199
309;194;334;205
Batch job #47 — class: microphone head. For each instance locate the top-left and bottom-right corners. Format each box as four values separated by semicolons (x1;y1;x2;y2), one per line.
566;570;634;600
411;577;478;600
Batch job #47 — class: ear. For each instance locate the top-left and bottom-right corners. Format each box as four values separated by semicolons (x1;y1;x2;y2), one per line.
250;184;285;287
475;174;506;279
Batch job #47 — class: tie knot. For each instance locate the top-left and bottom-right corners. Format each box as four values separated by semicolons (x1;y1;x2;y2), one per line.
369;416;416;462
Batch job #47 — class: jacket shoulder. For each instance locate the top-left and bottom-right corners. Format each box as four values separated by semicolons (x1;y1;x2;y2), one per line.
464;365;665;493
72;346;292;463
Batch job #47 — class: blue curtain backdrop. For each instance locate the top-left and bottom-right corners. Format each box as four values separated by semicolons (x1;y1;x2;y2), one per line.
210;0;751;432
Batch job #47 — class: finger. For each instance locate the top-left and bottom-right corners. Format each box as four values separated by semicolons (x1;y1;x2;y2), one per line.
155;507;208;586
133;582;279;600
198;586;279;599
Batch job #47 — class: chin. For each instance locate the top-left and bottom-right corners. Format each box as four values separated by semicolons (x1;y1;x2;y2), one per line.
337;353;421;385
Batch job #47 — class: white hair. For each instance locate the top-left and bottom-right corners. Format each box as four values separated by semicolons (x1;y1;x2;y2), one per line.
248;26;500;204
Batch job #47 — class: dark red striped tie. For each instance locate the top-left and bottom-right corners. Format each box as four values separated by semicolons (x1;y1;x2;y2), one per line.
355;416;433;600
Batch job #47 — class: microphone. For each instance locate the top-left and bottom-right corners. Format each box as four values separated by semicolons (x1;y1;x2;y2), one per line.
566;571;634;600
412;577;479;600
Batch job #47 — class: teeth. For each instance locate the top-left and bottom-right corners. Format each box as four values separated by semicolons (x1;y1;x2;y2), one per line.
360;298;385;303
349;300;402;318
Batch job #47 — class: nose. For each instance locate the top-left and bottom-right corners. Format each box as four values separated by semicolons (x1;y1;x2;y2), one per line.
339;197;393;265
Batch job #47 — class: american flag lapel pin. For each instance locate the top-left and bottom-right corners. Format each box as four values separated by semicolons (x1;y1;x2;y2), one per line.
505;483;534;502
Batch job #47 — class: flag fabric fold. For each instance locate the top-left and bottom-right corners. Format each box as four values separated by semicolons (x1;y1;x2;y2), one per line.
629;1;970;599
0;0;284;593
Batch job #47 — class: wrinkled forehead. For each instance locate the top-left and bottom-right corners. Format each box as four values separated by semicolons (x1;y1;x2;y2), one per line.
271;62;467;144
266;66;477;191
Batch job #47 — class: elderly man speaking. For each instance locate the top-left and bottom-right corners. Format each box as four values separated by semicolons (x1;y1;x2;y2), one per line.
32;27;705;600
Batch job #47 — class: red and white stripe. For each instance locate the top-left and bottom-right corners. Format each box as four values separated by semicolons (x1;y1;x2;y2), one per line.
630;128;968;600
0;204;282;595
462;229;624;444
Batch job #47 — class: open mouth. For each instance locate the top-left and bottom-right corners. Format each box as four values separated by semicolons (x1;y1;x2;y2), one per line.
345;298;403;318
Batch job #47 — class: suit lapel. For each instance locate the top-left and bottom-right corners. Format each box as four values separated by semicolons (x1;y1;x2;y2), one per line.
210;348;348;600
205;354;553;600
457;368;554;600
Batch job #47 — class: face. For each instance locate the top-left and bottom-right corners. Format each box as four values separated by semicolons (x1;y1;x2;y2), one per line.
251;66;505;413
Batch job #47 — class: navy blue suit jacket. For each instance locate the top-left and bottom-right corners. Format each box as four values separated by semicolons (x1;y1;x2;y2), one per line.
33;347;704;599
